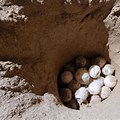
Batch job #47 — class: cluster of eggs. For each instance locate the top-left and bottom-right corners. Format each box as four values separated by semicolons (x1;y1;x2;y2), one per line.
59;56;117;110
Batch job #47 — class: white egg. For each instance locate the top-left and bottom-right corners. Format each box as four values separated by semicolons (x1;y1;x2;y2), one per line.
93;77;104;87
100;86;111;99
104;75;117;88
75;87;89;104
102;64;115;75
88;82;102;95
89;95;101;105
75;68;90;85
89;65;101;78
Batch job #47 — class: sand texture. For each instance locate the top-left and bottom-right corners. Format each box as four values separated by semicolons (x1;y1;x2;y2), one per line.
0;0;120;120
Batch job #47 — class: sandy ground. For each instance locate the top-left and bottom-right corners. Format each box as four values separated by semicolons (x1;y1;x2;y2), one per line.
0;0;120;120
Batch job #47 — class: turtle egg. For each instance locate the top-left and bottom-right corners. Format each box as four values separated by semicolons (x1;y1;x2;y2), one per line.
102;64;115;75
94;56;106;68
75;68;90;85
88;82;102;95
89;95;101;105
60;88;72;102
100;86;111;99
75;87;89;104
68;80;81;93
93;77;104;87
61;71;73;83
75;56;87;67
66;98;79;110
64;63;76;73
104;75;117;88
89;65;101;78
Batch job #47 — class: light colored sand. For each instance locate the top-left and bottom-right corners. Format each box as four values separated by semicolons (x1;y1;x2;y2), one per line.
0;0;120;120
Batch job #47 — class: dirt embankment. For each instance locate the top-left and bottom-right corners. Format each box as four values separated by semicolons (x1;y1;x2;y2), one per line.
0;0;114;98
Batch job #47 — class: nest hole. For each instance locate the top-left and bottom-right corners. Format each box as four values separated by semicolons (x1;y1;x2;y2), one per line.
57;54;117;110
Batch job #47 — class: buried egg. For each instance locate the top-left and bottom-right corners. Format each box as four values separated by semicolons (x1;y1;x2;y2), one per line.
64;63;76;73
66;98;79;109
75;56;87;67
61;71;73;83
60;88;72;102
94;56;107;68
68;80;81;93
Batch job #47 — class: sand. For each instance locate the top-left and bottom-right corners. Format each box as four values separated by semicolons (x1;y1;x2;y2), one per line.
0;0;120;120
